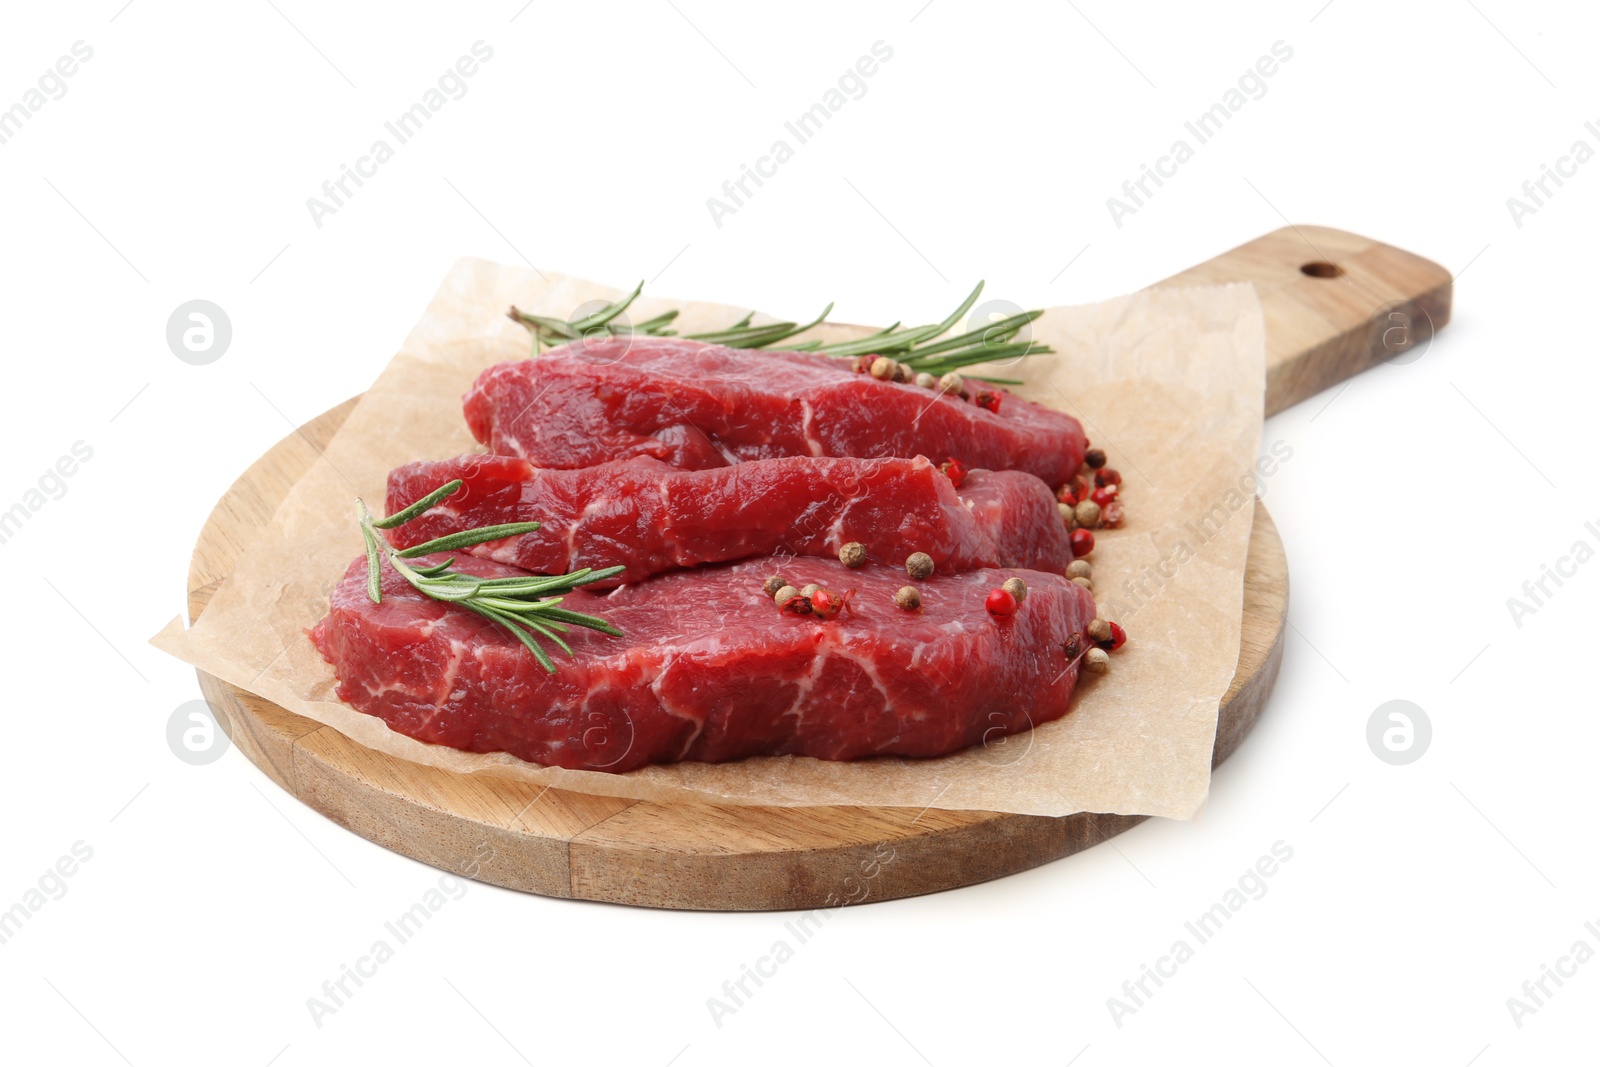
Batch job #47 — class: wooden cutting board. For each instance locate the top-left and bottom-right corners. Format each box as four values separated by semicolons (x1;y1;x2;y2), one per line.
187;226;1450;910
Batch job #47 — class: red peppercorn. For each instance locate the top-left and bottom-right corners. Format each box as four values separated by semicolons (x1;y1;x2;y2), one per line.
940;457;967;488
852;354;877;374
1056;483;1080;506
1090;485;1118;506
974;390;1002;414
1070;528;1095;558
807;587;853;621
1108;621;1127;651
1095;468;1122;488
781;594;812;615
1099;501;1125;529
985;588;1017;617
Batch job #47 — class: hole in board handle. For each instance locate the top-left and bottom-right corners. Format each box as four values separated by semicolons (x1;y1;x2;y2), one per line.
1300;261;1344;279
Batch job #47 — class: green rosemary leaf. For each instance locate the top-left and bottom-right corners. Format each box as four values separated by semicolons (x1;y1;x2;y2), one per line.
395;521;541;557
628;309;680;334
469;593;563;614
928;280;986;337
905;341;1052;373
509;309;581;340
522;617;574;657
803;320;906;357
686;320;798;347
360;508;383;604
354;482;623;671
570;280;644;332
408;576;484;602
372;480;464;529
467;602;557;673
902;309;1043;359
566;565;627;587
528;605;625;637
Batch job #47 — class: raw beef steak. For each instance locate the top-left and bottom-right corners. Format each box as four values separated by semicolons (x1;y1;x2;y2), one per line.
463;337;1087;487
385;454;1073;585
309;553;1098;773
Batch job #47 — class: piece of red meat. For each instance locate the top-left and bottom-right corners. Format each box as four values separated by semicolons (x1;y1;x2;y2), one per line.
308;552;1097;773
384;454;1073;585
463;337;1087;487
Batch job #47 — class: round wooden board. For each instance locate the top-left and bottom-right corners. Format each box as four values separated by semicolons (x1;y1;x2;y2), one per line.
188;398;1287;911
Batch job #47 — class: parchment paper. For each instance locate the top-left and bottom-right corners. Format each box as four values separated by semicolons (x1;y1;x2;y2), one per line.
152;258;1265;819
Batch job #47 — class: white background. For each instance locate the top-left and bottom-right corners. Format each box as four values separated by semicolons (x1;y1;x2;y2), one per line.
1;1;1595;1063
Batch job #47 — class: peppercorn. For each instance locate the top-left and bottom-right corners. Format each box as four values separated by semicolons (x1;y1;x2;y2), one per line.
1074;500;1101;528
1063;632;1084;660
1071;576;1093;591
869;356;896;380
762;575;787;598
852;354;876;374
773;585;801;608
839;542;866;568
810;587;839;618
1083;647;1111;674
782;595;813;615
800;583;822;597
914;371;938;390
1001;576;1028;604
1087;619;1113;645
937;371;964;396
1099;502;1126;529
1058;502;1076;527
974;390;1001;414
1108;620;1128;651
892;361;914;383
1066;560;1092;580
1070;528;1095;558
1057;483;1081;507
1084;448;1106;469
905;552;935;580
940;457;967;488
1091;485;1118;507
1095;468;1123;488
985;588;1017;617
894;585;921;611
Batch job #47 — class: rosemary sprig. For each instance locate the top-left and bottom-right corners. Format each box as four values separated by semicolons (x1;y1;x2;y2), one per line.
356;479;623;673
506;280;1051;374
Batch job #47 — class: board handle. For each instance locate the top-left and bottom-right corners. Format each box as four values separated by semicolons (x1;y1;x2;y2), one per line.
1152;225;1453;416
